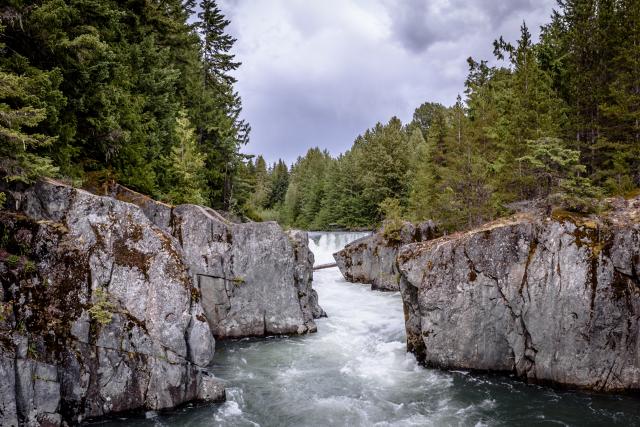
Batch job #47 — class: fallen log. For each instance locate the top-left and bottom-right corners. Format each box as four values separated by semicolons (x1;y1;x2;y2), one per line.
313;262;337;271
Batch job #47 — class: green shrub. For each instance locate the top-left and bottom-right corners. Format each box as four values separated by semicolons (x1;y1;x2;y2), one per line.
88;288;117;325
232;276;246;286
23;260;37;274
255;207;281;222
379;198;404;243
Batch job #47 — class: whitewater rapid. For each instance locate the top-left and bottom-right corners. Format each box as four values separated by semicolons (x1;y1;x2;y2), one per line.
98;232;640;427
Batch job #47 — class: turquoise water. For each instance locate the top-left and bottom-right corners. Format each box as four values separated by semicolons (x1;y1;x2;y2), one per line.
95;232;640;427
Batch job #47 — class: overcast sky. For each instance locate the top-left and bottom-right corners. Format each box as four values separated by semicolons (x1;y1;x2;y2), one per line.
217;0;557;165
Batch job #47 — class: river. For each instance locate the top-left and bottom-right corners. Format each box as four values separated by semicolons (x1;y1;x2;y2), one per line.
98;232;640;427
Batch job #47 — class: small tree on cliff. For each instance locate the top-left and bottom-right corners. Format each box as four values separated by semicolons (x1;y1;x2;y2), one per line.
166;111;207;205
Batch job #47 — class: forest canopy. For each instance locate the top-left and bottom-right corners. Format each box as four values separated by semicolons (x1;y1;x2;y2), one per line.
1;0;639;232
1;0;249;211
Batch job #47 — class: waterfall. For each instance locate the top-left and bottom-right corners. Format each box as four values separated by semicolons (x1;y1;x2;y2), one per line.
308;231;370;266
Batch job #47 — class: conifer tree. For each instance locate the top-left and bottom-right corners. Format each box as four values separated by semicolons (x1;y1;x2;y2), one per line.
0;22;61;182
357;117;411;222
250;155;271;208
406;129;437;221
197;0;250;210
267;160;290;208
165;111;207;205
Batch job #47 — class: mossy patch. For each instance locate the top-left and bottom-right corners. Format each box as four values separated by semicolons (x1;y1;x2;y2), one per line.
624;188;640;200
88;288;117;325
113;236;151;279
552;208;608;255
190;286;201;303
6;254;19;268
0;212;88;362
551;209;592;225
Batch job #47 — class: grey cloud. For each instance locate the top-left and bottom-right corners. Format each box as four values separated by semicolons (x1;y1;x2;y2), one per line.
218;0;557;163
388;0;549;54
240;69;412;164
387;0;450;53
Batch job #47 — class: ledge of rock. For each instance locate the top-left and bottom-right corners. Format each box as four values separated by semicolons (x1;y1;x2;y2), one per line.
397;199;640;392
333;221;437;291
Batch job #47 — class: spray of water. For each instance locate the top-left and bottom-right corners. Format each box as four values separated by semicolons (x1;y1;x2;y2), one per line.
307;231;370;265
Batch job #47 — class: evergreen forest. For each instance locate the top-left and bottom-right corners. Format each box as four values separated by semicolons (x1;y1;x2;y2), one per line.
2;0;639;232
258;1;640;231
1;0;249;211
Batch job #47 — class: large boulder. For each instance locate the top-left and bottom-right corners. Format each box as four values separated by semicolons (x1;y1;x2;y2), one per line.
334;221;437;291
397;199;640;392
169;205;322;338
0;179;222;426
109;184;325;338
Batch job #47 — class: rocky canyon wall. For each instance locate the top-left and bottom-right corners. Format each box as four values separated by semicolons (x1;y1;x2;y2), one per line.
0;179;323;425
398;201;640;392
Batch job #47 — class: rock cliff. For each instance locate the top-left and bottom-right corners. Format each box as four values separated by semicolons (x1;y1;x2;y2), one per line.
0;179;323;425
334;221;437;291
398;199;640;392
110;183;323;337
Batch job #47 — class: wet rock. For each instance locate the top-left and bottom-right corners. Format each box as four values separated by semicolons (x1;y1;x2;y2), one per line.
197;372;226;402
15;360;60;426
398;203;640;392
334;221;437;291
288;230;327;323
0;350;18;426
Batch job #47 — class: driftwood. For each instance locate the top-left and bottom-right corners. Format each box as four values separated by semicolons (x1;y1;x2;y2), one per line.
313;263;337;271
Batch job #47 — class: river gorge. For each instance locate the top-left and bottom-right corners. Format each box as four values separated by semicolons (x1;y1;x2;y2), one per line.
95;232;640;427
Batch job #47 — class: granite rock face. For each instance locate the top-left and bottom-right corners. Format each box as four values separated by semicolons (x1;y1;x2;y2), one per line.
110;184;325;338
398;201;640;392
0;179;322;425
0;179;223;425
334;221;437;291
169;205;322;338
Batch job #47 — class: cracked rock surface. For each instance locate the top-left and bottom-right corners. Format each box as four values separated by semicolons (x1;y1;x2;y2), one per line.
397;201;640;392
110;184;324;338
0;180;322;425
334;221;437;291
